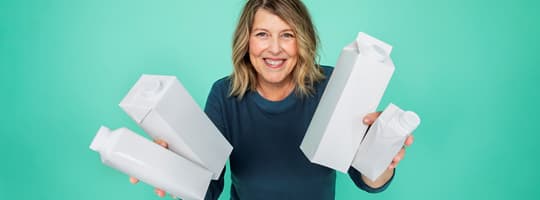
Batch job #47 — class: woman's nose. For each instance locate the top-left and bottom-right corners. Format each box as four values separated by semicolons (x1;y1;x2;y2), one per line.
268;37;281;55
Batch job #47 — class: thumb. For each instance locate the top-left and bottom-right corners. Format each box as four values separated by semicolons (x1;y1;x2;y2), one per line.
363;111;381;125
154;139;169;149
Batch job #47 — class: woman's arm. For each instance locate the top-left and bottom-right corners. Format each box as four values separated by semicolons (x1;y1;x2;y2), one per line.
353;113;415;190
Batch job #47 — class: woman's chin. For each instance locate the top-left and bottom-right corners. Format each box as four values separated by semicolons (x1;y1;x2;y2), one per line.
259;74;292;86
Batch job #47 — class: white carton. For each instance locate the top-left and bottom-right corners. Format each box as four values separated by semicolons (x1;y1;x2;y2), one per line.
352;103;420;181
90;126;212;200
300;32;395;173
119;75;232;180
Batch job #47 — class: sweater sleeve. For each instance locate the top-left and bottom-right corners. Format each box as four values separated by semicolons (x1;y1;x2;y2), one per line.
204;167;226;200
204;79;229;140
347;167;394;193
203;78;230;200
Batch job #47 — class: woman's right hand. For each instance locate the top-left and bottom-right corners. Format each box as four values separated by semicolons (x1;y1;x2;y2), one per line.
129;139;169;198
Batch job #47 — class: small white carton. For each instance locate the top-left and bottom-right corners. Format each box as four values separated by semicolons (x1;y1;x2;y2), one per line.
352;103;420;181
300;32;395;173
90;126;212;200
119;74;232;180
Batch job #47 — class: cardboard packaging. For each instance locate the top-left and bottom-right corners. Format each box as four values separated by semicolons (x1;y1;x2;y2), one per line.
90;126;212;200
300;32;395;173
119;74;232;180
352;103;420;181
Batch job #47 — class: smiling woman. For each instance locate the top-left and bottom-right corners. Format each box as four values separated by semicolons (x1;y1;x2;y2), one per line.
230;0;324;100
194;0;409;199
249;9;298;101
127;0;410;199
115;0;413;200
2;0;538;199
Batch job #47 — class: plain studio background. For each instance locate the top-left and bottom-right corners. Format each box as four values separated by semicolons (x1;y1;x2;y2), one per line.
1;0;539;199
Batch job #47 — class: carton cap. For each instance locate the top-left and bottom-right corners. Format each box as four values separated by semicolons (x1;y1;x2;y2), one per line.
119;75;174;124
398;111;421;134
141;78;164;97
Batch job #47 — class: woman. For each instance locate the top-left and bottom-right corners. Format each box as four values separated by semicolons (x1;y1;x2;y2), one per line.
132;0;414;199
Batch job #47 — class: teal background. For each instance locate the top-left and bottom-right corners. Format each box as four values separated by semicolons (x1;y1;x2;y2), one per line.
1;0;539;199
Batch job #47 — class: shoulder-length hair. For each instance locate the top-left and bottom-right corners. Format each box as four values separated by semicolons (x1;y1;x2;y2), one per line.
230;0;325;99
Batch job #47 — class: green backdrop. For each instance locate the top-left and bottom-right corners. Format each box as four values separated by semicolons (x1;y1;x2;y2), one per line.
1;0;539;199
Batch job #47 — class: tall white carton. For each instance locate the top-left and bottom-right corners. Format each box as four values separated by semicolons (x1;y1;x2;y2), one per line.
119;75;232;180
90;126;212;200
300;32;395;173
352;103;420;181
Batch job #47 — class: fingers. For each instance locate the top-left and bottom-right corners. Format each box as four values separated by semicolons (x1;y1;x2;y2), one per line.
134;139;168;199
388;135;415;170
363;111;382;125
148;140;168;198
405;135;414;147
154;139;169;149
129;177;139;184
388;148;406;170
155;188;166;198
130;176;168;198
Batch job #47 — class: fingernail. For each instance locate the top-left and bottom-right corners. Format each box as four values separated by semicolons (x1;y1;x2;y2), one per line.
156;190;165;197
129;177;138;184
363;118;370;124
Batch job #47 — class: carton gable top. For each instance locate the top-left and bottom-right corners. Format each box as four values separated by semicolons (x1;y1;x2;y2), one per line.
119;74;176;124
355;32;393;63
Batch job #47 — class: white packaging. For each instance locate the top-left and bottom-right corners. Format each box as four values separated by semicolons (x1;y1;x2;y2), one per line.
119;74;232;180
90;126;212;200
352;103;420;181
300;32;395;173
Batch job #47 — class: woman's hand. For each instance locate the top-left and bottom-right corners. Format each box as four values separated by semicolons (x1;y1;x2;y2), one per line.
388;135;414;169
362;112;415;170
129;139;170;198
361;112;415;187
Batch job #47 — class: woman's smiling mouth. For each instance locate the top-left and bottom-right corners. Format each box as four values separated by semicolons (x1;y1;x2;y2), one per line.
263;58;286;68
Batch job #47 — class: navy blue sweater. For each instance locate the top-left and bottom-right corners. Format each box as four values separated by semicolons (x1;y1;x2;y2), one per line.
203;66;393;200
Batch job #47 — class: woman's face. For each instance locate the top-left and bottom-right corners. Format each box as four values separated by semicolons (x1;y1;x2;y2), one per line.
249;9;298;87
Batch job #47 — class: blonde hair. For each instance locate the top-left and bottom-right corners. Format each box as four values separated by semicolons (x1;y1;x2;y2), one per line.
230;0;325;99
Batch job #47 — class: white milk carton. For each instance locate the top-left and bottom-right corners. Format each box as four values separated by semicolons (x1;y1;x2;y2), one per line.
119;75;232;180
300;32;395;173
90;126;212;200
352;103;420;181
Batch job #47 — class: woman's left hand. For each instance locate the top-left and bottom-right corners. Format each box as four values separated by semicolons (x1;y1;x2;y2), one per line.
387;135;414;169
363;112;415;170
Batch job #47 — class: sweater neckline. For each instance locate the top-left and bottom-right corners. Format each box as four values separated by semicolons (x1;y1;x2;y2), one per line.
249;88;297;114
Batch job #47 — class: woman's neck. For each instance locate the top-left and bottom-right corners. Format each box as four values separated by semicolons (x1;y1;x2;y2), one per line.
256;78;295;101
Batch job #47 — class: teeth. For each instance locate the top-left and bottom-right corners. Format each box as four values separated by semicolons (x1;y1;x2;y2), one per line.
264;59;284;66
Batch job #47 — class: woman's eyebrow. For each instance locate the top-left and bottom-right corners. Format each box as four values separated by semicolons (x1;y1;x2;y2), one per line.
252;28;269;32
252;28;294;33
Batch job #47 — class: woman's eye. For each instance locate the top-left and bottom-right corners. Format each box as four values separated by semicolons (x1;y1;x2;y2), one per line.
282;33;295;38
255;32;268;37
